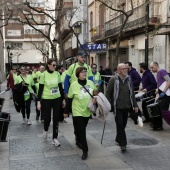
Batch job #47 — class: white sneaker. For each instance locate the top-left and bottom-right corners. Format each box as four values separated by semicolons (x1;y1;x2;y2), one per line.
27;119;32;125
22;118;27;124
138;116;143;127
52;138;60;147
43;130;48;139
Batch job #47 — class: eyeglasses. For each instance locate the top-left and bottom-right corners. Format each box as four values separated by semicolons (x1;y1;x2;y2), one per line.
121;68;128;70
51;64;56;67
80;56;86;58
92;67;97;69
80;70;87;74
20;68;26;71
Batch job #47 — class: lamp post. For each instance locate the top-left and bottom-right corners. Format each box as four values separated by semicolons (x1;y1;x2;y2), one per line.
6;46;11;73
52;38;57;61
74;23;81;54
10;52;13;70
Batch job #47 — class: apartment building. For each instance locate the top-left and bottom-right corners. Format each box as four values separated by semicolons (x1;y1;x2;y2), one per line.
56;0;89;68
0;21;5;83
88;0;170;72
4;0;46;73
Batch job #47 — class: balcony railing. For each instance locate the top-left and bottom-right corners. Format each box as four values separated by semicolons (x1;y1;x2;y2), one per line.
91;25;105;41
105;4;146;32
92;3;161;40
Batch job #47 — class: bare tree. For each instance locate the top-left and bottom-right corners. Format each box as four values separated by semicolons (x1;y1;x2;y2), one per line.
0;0;66;62
96;0;134;64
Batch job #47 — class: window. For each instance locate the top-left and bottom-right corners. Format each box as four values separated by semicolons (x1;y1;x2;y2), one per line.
9;16;20;23
24;28;44;34
7;30;21;36
90;12;93;30
65;10;72;20
6;42;23;49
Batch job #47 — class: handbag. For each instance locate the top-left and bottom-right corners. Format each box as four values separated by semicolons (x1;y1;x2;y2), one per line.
82;85;97;113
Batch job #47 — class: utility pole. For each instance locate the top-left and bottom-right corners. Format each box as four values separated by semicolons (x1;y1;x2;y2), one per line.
145;0;149;66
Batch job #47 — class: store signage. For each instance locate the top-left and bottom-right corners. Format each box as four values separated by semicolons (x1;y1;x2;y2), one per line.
80;44;107;51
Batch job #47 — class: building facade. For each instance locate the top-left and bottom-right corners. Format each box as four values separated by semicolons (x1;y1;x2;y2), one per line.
56;0;89;68
4;0;46;74
88;0;170;72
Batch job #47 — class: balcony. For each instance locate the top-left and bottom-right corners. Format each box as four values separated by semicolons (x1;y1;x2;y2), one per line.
91;4;161;41
91;25;105;41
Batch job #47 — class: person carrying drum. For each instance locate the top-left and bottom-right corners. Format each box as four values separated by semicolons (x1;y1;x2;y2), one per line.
150;61;170;130
139;63;157;123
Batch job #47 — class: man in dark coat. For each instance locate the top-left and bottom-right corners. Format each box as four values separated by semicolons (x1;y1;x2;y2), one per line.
104;65;112;87
99;66;105;93
125;62;141;93
106;63;138;152
139;63;157;123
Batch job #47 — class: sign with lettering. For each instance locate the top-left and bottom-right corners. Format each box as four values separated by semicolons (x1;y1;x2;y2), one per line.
80;44;107;51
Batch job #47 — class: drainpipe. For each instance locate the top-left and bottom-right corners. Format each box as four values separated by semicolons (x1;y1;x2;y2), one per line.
145;0;149;66
106;38;110;66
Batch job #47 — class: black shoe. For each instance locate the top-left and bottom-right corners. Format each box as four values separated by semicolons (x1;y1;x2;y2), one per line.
93;113;96;116
120;146;126;152
36;116;39;121
153;127;163;131
76;142;82;149
143;119;151;123
150;122;153;128
82;153;88;160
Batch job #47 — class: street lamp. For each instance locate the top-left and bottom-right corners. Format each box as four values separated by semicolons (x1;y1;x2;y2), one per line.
52;38;57;61
6;46;11;73
74;23;81;54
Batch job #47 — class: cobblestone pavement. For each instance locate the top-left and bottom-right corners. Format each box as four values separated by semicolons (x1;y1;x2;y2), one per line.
1;82;170;170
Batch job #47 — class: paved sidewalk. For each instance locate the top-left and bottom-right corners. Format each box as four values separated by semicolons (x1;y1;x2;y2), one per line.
1;81;170;170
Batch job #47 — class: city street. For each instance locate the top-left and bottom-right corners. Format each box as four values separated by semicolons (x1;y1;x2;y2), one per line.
1;82;170;170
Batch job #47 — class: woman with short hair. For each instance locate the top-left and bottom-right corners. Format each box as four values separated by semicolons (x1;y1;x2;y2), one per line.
64;66;96;160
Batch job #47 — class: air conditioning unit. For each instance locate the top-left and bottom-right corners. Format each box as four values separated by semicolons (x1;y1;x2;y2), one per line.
128;40;135;46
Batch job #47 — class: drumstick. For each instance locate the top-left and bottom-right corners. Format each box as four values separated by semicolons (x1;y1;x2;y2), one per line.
134;89;157;93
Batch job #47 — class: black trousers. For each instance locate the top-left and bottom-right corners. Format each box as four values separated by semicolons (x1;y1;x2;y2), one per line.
41;98;61;139
35;98;40;118
115;109;129;146
73;116;89;153
142;95;155;121
59;107;64;122
21;98;31;119
152;95;170;129
159;95;170;111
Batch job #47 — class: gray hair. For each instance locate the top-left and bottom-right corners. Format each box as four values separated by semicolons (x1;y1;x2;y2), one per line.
151;61;159;67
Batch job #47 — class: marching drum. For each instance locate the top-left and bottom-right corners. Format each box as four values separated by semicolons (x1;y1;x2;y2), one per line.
147;103;161;118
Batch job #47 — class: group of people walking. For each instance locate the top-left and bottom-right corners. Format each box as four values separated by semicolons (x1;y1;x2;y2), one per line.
6;52;170;160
